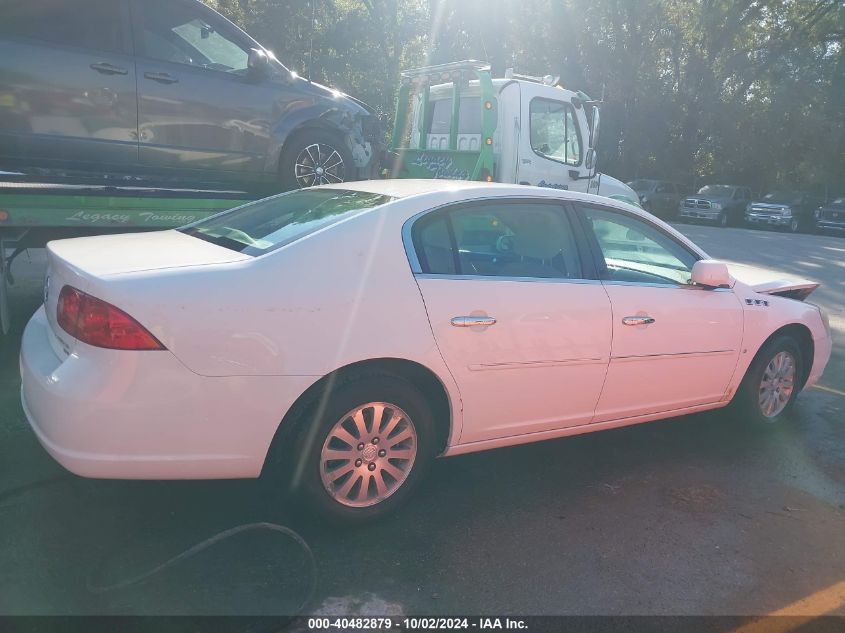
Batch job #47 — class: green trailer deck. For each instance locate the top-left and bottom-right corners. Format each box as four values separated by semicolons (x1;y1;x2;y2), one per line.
0;181;253;335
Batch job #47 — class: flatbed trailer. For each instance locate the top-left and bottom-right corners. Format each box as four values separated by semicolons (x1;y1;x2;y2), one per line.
0;181;253;334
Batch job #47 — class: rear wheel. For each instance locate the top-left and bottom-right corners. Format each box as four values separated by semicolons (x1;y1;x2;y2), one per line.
287;374;436;523
731;335;803;424
279;129;352;190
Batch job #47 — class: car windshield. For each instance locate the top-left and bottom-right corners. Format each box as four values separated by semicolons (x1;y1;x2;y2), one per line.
627;180;655;192
763;191;801;204
697;185;735;197
180;189;394;255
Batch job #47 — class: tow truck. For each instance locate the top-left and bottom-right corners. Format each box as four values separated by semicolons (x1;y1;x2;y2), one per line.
388;60;639;205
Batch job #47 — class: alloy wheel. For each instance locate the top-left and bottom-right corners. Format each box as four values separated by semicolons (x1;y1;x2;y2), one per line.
319;402;418;507
758;351;796;418
294;143;345;187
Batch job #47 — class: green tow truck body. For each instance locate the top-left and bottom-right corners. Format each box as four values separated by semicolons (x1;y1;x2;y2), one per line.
390;61;498;183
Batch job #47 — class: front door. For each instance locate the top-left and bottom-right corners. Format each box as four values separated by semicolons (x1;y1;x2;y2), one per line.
516;85;586;192
575;203;744;421
131;0;273;179
410;200;612;444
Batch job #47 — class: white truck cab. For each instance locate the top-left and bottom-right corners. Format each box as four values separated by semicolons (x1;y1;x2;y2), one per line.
390;61;638;206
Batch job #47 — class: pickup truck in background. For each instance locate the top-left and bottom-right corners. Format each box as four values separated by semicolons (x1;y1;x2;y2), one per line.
678;184;753;227
745;191;826;234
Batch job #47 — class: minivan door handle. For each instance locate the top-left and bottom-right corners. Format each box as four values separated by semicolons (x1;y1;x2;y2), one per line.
90;62;128;75
144;72;179;84
451;315;497;328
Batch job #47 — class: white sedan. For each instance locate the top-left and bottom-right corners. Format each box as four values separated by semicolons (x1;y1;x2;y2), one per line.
20;180;832;521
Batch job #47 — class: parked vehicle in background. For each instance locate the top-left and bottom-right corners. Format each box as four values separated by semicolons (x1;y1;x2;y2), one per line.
678;185;752;227
0;0;380;192
746;191;825;234
390;62;640;207
20;180;831;522
627;179;686;219
815;197;845;236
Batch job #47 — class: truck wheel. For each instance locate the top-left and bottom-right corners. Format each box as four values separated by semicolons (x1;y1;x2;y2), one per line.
789;217;800;233
279;129;352;190
719;212;728;228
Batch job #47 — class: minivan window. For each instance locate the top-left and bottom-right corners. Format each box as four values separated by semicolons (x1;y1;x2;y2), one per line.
0;0;125;54
180;189;394;255
139;0;250;73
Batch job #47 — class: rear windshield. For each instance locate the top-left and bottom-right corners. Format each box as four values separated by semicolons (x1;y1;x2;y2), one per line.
180;189;394;255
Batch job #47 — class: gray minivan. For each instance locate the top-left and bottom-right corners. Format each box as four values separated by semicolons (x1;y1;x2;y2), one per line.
0;0;380;190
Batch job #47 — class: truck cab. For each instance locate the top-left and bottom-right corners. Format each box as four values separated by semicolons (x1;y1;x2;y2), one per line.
389;61;638;206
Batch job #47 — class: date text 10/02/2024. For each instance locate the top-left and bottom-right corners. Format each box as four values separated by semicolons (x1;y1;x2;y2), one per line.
307;617;529;630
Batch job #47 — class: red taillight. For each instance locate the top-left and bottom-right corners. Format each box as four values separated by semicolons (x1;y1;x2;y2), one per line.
56;286;164;351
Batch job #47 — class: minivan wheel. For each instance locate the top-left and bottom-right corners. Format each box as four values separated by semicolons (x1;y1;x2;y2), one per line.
731;336;803;424
291;374;436;523
279;129;351;189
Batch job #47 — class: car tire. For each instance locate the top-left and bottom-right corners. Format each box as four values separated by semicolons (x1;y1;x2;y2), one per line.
284;373;437;523
279;129;352;190
731;335;804;424
719;212;728;228
789;217;801;233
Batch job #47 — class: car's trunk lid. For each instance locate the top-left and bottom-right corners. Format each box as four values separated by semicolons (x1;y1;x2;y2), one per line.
43;231;250;355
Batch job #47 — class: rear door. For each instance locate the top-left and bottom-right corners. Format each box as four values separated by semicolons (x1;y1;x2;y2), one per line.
409;199;612;444
0;0;138;171
131;0;274;178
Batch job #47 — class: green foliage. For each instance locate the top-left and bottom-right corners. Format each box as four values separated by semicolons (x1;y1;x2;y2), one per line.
204;0;844;193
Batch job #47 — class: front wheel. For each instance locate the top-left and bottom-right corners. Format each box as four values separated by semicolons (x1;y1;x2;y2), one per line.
279;129;352;190
291;374;436;523
719;212;728;228
731;336;803;424
789;217;800;233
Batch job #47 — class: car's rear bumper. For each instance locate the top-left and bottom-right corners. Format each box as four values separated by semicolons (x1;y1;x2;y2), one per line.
20;306;315;480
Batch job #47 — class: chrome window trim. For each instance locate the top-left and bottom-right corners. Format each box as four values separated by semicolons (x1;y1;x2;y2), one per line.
601;280;733;292
414;273;601;285
401;195;591;279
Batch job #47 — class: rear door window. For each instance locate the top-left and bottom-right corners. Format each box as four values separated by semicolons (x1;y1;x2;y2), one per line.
180;189;394;255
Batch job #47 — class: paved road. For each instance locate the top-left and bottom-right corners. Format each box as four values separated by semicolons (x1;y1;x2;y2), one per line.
1;225;843;617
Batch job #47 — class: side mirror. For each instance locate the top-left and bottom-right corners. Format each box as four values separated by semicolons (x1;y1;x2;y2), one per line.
690;260;733;288
248;48;270;77
585;148;596;171
589;105;600;149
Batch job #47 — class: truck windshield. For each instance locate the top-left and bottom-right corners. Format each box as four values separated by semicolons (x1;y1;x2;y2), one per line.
697;185;735;197
763;191;801;204
180;189;394;255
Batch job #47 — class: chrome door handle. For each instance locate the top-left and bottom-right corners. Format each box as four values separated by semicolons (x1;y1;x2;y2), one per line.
144;72;179;84
451;315;497;327
622;316;655;326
